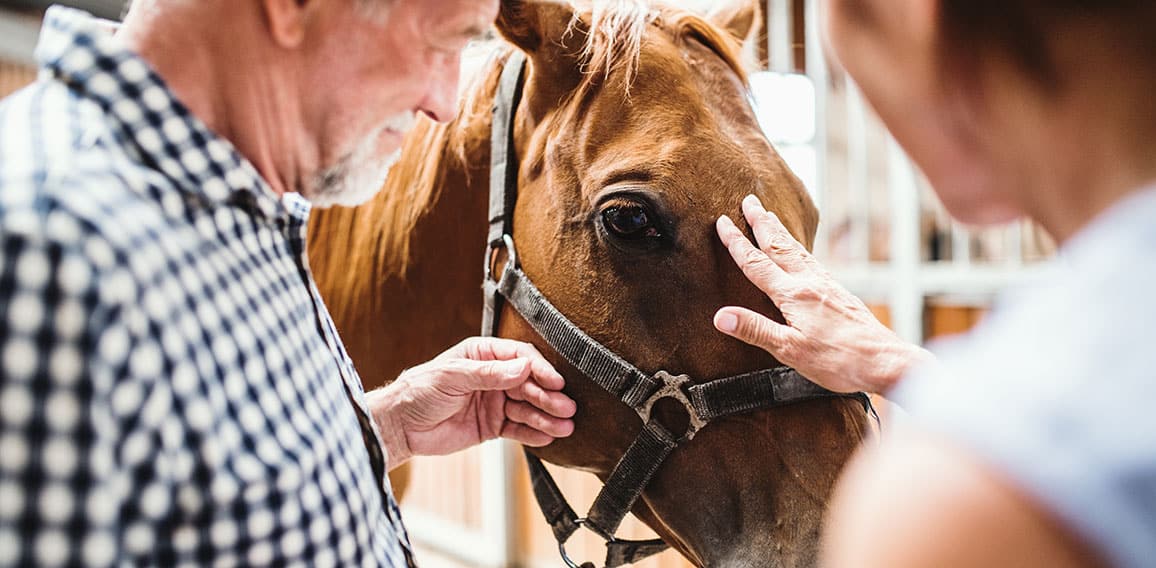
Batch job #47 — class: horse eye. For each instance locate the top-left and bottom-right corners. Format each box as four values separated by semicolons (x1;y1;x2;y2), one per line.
601;204;662;240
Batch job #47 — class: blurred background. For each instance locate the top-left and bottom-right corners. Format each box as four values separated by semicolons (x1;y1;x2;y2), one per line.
1;0;120;18
0;1;1053;566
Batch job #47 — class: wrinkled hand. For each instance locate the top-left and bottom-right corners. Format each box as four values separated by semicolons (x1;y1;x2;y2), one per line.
713;195;932;394
367;337;576;469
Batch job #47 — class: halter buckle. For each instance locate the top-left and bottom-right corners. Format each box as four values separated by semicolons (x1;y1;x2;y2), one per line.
637;371;708;441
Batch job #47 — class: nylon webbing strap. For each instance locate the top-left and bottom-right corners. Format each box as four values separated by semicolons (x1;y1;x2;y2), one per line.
487;50;526;248
489;264;659;407
524;451;584;544
687;367;841;421
524;450;670;568
490;261;854;417
586;420;678;538
482;51;527;338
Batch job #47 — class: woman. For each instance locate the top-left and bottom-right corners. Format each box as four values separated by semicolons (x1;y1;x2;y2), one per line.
715;1;1156;567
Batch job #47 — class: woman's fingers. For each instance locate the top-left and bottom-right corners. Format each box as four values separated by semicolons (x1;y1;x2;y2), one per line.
714;306;804;364
741;194;820;274
717;214;788;300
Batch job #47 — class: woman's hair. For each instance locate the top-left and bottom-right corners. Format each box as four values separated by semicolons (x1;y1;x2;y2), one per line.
939;0;1156;89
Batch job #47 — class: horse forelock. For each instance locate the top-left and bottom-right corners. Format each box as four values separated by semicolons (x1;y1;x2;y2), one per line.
576;0;749;92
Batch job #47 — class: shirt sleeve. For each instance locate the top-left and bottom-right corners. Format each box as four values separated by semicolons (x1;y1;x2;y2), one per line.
0;228;170;567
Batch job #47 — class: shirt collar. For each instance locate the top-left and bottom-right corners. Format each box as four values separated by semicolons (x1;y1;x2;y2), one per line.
35;5;288;221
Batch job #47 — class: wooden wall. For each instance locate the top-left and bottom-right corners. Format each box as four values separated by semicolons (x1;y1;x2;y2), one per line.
0;58;36;98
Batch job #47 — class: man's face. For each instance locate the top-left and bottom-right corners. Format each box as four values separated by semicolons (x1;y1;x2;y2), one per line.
305;0;499;207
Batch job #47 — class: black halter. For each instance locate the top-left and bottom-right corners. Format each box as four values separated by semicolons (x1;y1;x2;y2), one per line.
481;50;874;568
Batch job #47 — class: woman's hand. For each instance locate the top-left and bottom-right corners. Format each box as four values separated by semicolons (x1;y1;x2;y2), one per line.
368;337;577;469
714;195;932;394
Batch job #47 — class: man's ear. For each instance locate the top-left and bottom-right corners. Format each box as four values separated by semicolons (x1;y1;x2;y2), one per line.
262;0;308;48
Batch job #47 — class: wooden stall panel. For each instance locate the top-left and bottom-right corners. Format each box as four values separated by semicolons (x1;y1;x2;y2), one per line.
1;59;36;97
405;450;486;533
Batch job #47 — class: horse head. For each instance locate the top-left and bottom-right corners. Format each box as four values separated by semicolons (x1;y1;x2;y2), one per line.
489;0;871;565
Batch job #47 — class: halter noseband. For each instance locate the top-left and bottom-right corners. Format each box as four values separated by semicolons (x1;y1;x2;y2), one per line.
481;50;873;568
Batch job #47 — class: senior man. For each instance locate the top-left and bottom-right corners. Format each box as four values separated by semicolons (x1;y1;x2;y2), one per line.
0;0;576;566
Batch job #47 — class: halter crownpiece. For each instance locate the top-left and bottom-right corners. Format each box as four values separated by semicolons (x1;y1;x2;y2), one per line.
481;49;875;568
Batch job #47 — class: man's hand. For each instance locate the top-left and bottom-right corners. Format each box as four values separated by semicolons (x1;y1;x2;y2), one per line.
367;337;576;469
713;195;932;394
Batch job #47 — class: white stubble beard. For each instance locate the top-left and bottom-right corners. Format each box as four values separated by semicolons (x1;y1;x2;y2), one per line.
308;112;416;208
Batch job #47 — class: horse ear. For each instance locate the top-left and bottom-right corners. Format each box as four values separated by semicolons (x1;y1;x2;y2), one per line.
706;0;760;42
496;0;580;54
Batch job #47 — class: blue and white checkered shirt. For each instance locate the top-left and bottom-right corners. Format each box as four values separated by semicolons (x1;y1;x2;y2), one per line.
0;7;413;567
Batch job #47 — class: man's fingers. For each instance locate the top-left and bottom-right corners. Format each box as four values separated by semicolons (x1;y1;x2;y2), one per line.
441;358;532;394
713;307;803;362
508;379;577;418
741;195;815;273
504;401;574;438
525;355;565;391
717;215;788;299
454;337;566;390
500;423;556;448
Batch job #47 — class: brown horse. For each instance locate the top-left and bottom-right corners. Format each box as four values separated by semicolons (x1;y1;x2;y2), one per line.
307;0;872;565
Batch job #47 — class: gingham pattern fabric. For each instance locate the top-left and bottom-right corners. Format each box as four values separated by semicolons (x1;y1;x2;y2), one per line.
0;7;413;567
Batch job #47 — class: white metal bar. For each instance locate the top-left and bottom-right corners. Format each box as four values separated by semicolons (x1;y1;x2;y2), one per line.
1006;222;1024;267
768;0;793;73
834;264;1043;301
887;138;924;343
846;81;870;264
805;0;830;257
480;440;514;567
951;222;971;266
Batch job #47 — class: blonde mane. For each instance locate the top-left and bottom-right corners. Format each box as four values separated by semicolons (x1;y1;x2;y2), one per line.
309;0;749;323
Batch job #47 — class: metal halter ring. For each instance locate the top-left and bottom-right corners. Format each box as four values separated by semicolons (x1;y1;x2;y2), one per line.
559;538;583;568
484;233;519;283
559;519;605;568
636;371;708;441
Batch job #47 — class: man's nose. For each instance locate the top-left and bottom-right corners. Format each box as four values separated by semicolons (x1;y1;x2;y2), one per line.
419;56;461;123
